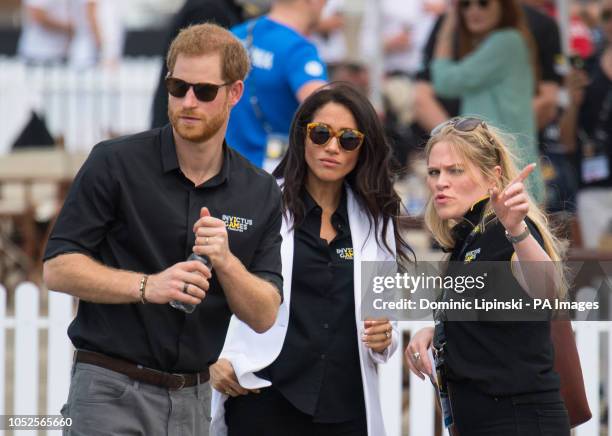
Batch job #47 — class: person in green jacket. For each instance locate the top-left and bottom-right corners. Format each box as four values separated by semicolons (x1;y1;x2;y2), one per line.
431;0;545;203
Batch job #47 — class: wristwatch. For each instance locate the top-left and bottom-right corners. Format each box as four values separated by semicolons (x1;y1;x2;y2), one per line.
505;222;530;244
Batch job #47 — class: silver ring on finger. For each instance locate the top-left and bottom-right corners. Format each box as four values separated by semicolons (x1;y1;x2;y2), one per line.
225;388;231;395
205;236;210;245
183;282;190;295
412;351;421;362
385;330;391;339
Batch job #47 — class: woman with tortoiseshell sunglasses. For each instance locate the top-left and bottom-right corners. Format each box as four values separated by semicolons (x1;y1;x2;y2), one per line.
209;82;413;436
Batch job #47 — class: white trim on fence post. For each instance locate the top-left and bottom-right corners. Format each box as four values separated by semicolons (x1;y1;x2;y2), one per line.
46;291;73;423
14;282;40;428
609;322;612;436
0;285;6;415
575;321;599;436
408;341;435;435
379;325;404;436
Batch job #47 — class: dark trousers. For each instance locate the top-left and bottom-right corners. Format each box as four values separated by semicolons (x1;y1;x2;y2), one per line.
225;387;367;436
449;382;570;436
62;362;211;436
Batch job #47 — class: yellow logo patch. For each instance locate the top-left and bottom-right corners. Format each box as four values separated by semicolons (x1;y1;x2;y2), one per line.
222;214;253;233
464;248;481;264
336;247;354;260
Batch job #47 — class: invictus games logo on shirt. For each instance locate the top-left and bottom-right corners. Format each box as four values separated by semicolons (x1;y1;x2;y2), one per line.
464;248;481;264
222;214;253;233
336;247;354;260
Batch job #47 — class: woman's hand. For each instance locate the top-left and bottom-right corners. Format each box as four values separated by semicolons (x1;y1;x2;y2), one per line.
490;163;536;236
434;9;457;59
405;327;434;379
565;67;589;107
362;318;392;353
210;358;256;397
439;6;458;39
316;13;344;35
384;29;411;54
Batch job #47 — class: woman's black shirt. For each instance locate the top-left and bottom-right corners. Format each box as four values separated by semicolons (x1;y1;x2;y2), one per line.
442;198;560;396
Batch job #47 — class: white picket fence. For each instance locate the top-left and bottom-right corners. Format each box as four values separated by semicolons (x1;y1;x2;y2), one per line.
0;283;73;436
0;57;161;155
0;283;607;435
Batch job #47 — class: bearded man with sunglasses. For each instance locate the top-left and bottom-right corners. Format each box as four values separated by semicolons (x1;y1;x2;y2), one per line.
42;23;283;436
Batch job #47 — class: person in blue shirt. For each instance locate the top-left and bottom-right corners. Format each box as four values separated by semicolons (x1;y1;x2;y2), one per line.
227;0;328;170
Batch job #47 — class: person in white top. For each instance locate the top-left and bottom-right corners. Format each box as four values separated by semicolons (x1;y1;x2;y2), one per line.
68;0;102;68
312;0;443;77
97;0;124;67
311;0;346;66
17;0;72;64
209;82;413;436
360;0;443;76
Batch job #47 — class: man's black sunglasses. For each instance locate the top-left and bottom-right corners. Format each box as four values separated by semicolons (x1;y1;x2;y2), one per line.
165;77;231;102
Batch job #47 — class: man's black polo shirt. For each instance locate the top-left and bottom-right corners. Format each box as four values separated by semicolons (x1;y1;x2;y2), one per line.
259;189;366;423
441;198;559;396
43;124;283;373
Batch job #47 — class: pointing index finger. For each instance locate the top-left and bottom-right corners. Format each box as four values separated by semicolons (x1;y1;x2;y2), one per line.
509;163;536;186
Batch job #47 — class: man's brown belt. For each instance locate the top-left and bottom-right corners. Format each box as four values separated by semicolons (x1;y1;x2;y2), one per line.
75;349;210;390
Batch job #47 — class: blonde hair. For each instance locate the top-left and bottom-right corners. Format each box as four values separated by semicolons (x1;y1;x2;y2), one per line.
424;121;568;298
166;23;250;83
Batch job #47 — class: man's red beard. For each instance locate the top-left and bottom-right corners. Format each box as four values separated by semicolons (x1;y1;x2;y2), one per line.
168;98;230;143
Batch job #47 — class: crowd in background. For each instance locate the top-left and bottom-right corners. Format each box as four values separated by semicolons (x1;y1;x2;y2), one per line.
6;0;612;252
17;0;124;68
307;0;612;251
1;2;610;433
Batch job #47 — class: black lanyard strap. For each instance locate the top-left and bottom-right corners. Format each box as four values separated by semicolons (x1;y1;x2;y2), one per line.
245;19;274;135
